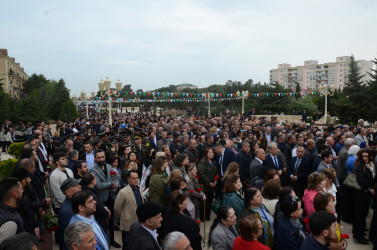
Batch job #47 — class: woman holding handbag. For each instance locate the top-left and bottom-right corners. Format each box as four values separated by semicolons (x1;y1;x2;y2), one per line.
352;148;377;244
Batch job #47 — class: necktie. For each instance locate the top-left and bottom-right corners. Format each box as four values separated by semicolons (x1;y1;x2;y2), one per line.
295;158;301;172
273;157;278;169
219;155;224;175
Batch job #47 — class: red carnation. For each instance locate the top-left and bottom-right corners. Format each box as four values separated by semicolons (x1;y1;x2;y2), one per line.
340;234;349;239
136;159;140;163
303;218;309;224
215;175;219;181
195;174;199;180
332;196;335;201
189;190;194;193
195;219;201;224
197;188;202;192
110;171;117;176
48;226;59;233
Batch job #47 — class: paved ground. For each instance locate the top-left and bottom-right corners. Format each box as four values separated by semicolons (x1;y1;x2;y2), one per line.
1;152;373;249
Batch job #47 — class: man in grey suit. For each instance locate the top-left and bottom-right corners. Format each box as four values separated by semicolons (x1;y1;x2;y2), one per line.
250;148;266;181
317;149;339;186
336;138;353;184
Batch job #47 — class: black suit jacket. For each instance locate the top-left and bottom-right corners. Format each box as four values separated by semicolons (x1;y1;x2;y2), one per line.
262;154;284;177
147;138;157;150
126;223;160;250
288;156;310;183
312;155;322;172
354;163;377;200
216;148;237;177
237;150;253;184
163;211;202;250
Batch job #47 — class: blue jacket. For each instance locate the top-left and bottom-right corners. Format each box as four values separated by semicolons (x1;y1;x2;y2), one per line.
274;217;305;250
69;214;109;250
346;155;356;174
57;198;74;249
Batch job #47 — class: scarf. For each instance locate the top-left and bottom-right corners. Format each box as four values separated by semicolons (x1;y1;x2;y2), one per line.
248;205;273;249
366;163;376;178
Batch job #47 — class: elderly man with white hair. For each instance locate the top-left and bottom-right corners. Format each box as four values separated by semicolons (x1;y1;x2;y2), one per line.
65;221;97;250
164;231;192;250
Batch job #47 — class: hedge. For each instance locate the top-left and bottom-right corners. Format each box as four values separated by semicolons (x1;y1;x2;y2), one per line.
8;142;25;159
0;158;17;181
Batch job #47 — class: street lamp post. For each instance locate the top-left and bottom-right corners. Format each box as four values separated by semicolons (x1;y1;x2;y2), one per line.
237;90;249;115
72;96;79;112
80;90;96;119
319;83;335;123
98;77;122;126
208;93;211;116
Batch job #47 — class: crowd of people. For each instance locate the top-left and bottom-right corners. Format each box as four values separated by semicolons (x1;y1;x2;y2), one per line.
0;110;377;250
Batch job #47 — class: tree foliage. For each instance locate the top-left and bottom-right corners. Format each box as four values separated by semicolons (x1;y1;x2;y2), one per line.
365;58;377;122
0;74;77;123
333;55;368;123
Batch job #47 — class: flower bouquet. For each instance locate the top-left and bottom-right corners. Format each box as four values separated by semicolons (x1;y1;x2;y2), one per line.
44;210;58;233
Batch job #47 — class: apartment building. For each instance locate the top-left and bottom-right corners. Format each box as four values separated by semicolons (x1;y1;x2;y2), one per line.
0;49;28;99
270;56;373;91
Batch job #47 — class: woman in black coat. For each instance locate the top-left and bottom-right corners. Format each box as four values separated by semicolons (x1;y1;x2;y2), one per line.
353;148;377;244
164;190;202;250
197;147;218;221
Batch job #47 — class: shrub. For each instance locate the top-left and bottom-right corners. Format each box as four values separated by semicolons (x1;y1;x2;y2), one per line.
8;142;25;159
0;158;18;180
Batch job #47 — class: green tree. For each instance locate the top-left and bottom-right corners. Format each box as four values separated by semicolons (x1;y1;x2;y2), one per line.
59;100;78;122
49;79;71;120
0;81;12;123
333;55;367;123
365;58;377;122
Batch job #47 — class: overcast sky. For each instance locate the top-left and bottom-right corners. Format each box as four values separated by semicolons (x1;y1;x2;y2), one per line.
1;0;376;96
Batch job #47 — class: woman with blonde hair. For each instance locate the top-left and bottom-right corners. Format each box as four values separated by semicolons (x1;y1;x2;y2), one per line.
224;162;240;178
302;172;326;217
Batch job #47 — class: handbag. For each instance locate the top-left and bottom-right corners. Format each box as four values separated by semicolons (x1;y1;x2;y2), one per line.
343;166;365;191
212;198;223;213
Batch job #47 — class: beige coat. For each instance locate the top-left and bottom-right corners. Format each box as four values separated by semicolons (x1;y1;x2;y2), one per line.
114;185;144;231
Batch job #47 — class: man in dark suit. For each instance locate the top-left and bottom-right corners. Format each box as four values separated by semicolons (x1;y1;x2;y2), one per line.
200;134;214;159
288;146;310;198
263;142;284;178
214;142;236;177
125;203;163;250
183;138;200;163
237;142;253;187
312;144;328;172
